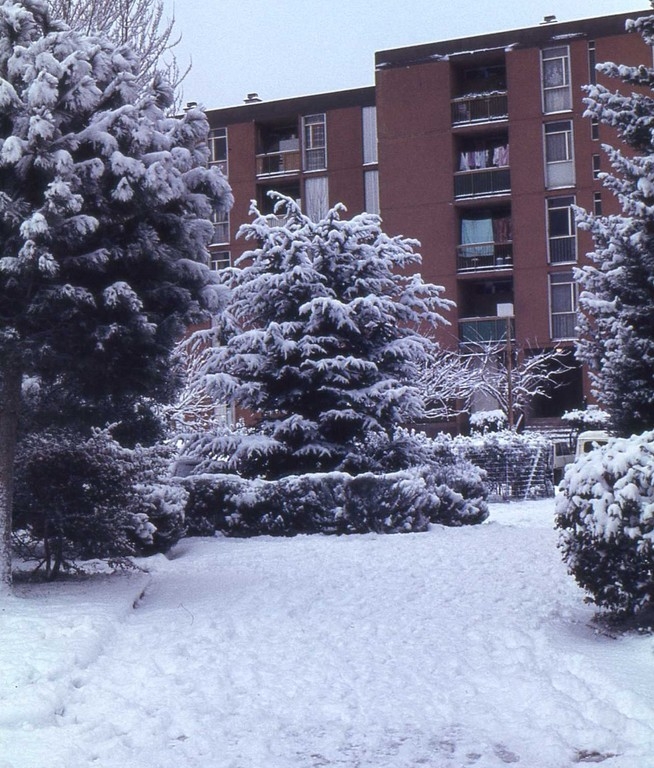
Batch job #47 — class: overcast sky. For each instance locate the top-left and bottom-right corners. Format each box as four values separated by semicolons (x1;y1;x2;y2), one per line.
164;1;651;110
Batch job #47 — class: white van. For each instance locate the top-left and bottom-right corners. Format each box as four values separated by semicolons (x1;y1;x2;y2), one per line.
575;430;610;457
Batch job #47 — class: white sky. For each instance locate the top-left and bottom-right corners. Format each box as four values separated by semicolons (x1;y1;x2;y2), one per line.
164;1;651;110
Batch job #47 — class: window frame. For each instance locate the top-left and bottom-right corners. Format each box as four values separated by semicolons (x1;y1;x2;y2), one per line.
208;127;228;176
549;270;578;340
210;250;231;271
547;196;577;264
302;113;327;172
541;46;572;114
544;120;575;188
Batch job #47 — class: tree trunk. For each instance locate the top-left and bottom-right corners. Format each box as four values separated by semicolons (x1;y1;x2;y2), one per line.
0;360;22;594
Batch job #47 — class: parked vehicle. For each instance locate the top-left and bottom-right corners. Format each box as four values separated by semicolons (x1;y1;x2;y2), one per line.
575;430;610;457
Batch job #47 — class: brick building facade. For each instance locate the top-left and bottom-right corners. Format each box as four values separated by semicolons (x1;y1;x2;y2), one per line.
201;11;651;425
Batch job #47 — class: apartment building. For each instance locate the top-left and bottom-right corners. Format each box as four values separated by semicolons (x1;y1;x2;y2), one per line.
203;10;650;425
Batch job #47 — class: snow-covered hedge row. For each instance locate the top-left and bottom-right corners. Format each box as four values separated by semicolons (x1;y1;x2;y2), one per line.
556;431;654;615
183;464;488;537
449;431;554;501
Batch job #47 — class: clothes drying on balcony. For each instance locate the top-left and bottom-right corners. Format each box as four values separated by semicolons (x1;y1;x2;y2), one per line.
458;143;509;171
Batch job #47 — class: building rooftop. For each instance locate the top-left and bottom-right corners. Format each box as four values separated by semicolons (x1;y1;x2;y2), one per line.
375;10;646;70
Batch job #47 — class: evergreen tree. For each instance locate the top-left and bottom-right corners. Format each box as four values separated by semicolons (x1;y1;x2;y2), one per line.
576;8;654;436
193;195;452;479
0;0;232;591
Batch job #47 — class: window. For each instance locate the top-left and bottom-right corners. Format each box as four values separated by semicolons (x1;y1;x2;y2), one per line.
362;106;378;165
591;118;600;141
592;154;601;179
211;209;229;245
542;46;572;113
544;121;575;188
208;128;228;175
594;192;603;216
304;176;329;220
364;169;380;215
547;196;576;264
550;271;577;339
210;250;231;271
588;41;597;85
303;113;326;171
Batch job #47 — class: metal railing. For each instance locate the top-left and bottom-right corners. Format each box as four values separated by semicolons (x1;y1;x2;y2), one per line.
256;150;301;176
454;167;511;198
459;316;515;344
457;242;513;272
451;93;509;125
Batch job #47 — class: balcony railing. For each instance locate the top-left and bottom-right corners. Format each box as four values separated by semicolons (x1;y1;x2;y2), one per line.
459;316;515;344
451;93;509;125
457;242;513;272
256;149;301;177
454;167;511;199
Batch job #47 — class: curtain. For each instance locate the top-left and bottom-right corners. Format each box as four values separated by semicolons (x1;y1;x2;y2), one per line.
304;176;329;220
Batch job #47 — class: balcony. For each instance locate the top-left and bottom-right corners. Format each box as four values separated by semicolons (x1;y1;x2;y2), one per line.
459;316;515;344
457;242;513;272
454;167;511;199
451;93;508;126
256;148;301;177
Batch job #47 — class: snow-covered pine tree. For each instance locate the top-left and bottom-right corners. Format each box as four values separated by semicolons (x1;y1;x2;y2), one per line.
0;0;232;591
575;8;654;436
192;194;452;479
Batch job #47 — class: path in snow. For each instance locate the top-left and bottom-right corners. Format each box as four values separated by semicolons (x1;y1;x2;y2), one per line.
4;501;654;768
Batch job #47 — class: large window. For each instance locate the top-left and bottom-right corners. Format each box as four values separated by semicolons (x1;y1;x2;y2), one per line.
362;106;378;165
211;209;230;245
303;113;326;171
542;46;572;113
208;127;228;175
547;196;576;264
550;271;577;340
544;121;575;188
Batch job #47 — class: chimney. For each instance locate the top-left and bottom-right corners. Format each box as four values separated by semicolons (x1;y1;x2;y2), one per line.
541;15;557;24
185;101;198;110
244;93;262;103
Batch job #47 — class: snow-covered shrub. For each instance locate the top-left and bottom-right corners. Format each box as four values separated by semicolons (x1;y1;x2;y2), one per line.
469;409;507;434
182;464;488;538
14;430;185;577
451;430;554;500
561;406;611;433
556;431;654;616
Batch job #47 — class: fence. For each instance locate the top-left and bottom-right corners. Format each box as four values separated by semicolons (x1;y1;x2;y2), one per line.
451;431;555;501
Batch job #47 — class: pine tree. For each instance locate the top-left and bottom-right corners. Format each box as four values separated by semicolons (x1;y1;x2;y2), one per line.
0;0;232;591
193;194;452;479
576;8;654;436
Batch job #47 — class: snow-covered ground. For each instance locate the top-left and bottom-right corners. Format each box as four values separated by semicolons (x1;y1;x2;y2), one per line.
2;499;654;768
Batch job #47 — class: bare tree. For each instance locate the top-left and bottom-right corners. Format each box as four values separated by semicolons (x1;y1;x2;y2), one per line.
468;343;573;430
419;344;573;430
48;0;188;96
418;350;477;421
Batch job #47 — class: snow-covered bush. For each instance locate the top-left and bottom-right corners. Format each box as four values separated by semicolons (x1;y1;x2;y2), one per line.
13;430;185;577
561;406;611;433
469;409;507;434
183;464;488;538
556;431;654;615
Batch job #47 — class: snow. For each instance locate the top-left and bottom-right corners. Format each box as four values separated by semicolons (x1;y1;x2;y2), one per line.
2;498;654;767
